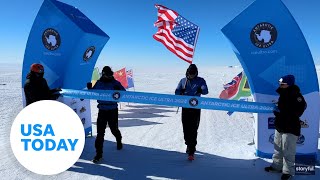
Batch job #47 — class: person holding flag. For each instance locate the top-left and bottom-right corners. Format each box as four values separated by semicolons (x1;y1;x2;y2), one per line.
175;64;208;160
87;66;126;163
154;4;204;160
153;4;200;64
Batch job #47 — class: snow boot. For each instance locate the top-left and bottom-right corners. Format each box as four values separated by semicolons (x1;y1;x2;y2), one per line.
188;154;195;161
187;147;195;161
117;140;123;150
281;174;292;180
186;147;190;154
92;154;103;164
186;146;196;154
264;166;281;173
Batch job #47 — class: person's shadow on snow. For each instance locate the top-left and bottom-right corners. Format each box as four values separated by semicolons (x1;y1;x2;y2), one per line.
118;104;174;119
67;138;320;180
92;105;175;128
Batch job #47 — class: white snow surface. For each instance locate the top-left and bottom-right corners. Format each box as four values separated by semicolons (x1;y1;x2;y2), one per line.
0;63;319;179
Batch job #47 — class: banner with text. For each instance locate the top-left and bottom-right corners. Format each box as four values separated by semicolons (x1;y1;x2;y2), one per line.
61;89;275;113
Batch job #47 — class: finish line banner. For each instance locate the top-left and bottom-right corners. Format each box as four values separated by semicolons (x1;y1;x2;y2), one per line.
61;89;274;113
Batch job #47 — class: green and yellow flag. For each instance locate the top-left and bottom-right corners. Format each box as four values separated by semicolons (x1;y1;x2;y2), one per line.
91;67;100;86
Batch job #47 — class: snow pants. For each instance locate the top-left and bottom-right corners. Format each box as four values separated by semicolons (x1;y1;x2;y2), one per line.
271;130;298;175
95;108;122;155
181;108;201;154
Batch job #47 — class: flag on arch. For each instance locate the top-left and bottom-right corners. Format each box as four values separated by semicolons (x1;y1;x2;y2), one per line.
114;68;128;89
126;69;134;89
91;67;100;87
220;71;252;116
219;71;251;100
153;4;200;64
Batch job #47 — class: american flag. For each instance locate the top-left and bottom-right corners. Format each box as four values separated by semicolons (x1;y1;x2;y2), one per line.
153;4;200;64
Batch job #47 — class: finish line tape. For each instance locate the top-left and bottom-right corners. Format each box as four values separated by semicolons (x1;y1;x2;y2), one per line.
61;89;274;113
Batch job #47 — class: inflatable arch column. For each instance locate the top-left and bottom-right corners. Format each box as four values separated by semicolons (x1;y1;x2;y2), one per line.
22;0;110;136
222;0;320;163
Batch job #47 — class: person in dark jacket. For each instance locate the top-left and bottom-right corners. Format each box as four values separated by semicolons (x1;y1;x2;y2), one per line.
265;75;307;180
175;64;208;159
24;63;61;106
87;66;126;163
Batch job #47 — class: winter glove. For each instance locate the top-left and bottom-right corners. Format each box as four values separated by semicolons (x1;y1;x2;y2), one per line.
273;110;280;117
54;88;62;92
87;82;92;89
51;93;61;100
196;87;202;94
180;89;186;95
113;85;121;90
50;88;61;94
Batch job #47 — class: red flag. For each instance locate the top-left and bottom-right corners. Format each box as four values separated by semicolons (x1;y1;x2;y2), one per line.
114;68;128;88
153;4;200;64
219;72;243;99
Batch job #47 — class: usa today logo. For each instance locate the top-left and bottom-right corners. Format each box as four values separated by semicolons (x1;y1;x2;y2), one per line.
10;100;85;175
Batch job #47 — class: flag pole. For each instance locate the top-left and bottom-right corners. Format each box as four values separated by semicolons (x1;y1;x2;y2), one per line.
127;69;135;106
192;26;200;65
176;79;188;114
176;27;200;114
132;69;136;92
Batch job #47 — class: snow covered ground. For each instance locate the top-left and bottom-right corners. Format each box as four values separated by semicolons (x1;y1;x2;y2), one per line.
0;63;319;179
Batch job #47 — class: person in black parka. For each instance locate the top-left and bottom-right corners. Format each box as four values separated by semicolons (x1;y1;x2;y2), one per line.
265;75;307;180
24;63;61;106
87;66;126;163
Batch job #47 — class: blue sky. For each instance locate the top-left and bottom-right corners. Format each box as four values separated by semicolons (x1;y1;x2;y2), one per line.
1;0;319;70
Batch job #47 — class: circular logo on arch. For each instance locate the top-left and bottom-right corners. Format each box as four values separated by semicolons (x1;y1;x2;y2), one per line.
269;133;275;144
10;100;85;175
250;22;277;48
296;134;305;145
189;98;198;107
42;28;61;51
269;133;305;145
83;46;95;62
112;92;121;100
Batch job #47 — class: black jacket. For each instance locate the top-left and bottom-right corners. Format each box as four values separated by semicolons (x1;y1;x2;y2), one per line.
91;76;126;110
274;85;307;136
24;72;58;106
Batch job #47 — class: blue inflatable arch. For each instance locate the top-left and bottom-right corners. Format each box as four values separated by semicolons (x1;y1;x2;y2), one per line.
23;0;320;162
22;0;110;136
222;0;319;160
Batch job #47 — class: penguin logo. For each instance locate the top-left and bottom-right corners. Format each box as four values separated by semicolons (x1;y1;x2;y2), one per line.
250;22;277;48
42;28;61;51
83;46;95;61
